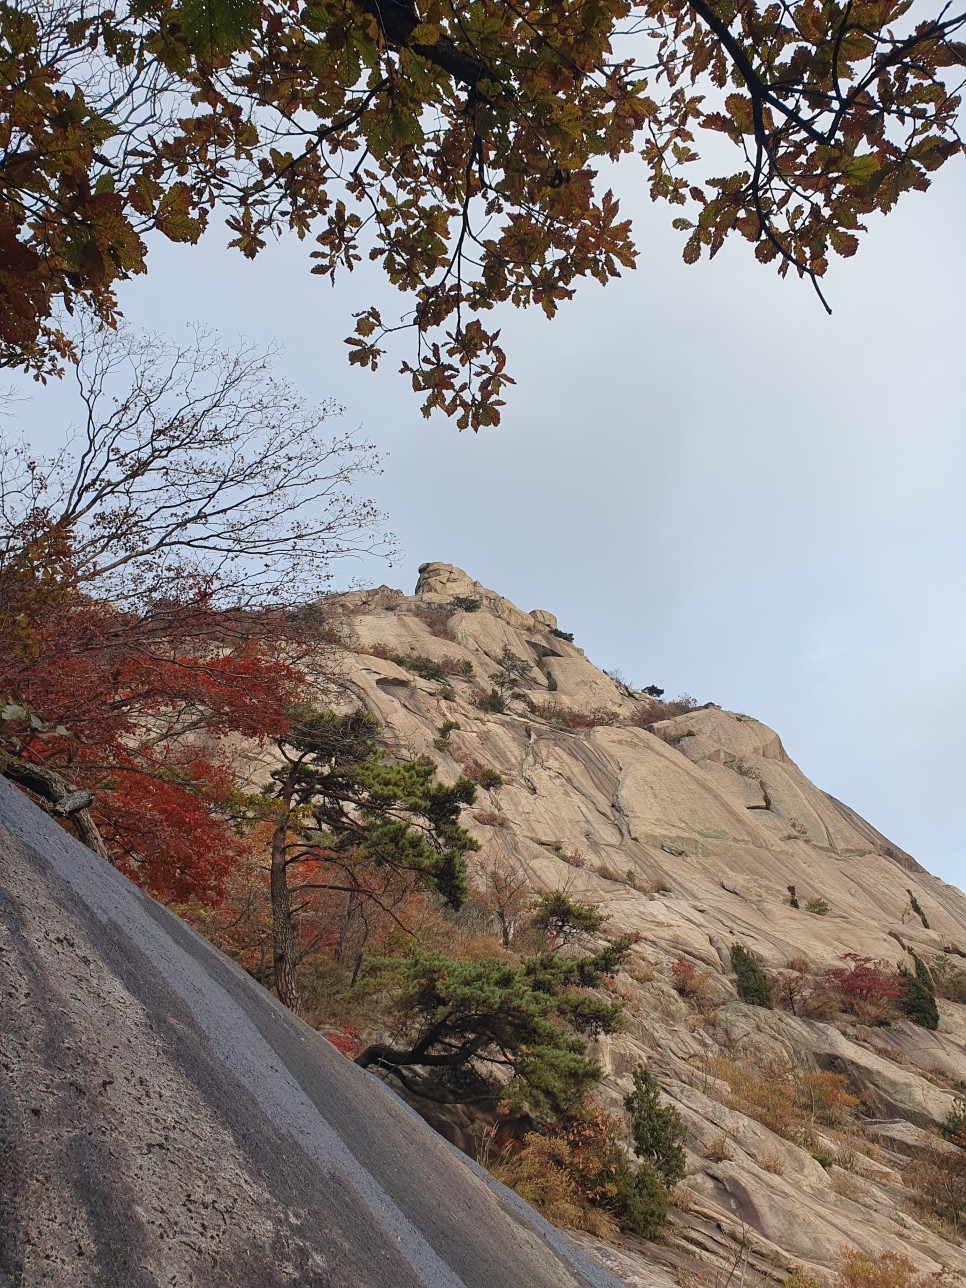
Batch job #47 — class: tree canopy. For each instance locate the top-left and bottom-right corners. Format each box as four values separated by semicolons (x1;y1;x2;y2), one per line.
3;0;963;425
265;706;479;1009
356;941;630;1117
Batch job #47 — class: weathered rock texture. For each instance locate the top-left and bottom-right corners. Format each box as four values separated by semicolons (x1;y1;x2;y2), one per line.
0;779;625;1288
323;564;966;1284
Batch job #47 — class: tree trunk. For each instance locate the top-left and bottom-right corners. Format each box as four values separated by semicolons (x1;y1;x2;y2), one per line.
2;757;111;861
270;805;301;1015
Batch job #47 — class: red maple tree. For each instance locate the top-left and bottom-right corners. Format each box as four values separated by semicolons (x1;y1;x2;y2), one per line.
1;585;302;903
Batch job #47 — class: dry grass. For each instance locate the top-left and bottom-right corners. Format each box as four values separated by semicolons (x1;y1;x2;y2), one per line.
833;1249;953;1288
490;1132;619;1240
711;1060;858;1144
473;810;509;827
759;1150;786;1175
703;1133;733;1162
829;1171;867;1201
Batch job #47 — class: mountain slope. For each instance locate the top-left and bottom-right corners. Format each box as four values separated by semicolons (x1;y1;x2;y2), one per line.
323;563;966;1284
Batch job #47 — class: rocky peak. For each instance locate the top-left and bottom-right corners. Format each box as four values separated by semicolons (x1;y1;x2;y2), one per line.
415;561;558;632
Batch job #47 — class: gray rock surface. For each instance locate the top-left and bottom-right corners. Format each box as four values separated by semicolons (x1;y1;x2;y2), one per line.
0;779;625;1288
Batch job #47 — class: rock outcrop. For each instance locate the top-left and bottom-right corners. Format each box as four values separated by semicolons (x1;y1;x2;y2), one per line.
324;563;966;1284
0;778;624;1288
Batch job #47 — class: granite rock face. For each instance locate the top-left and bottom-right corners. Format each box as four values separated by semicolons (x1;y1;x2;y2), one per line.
6;562;965;1288
324;564;966;1284
0;779;625;1288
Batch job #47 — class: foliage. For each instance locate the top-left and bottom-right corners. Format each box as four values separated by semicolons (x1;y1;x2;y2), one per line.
451;597;481;613
266;707;479;1010
0;577;299;901
0;326;393;904
794;1071;859;1127
5;0;966;422
671;955;714;1005
941;1095;966;1146
461;760;504;789
410;602;454;638
433;719;461;750
903;1146;966;1234
356;933;632;1118
624;1067;687;1189
474;855;533;948
783;1270;828;1288
730;944;773;1008
930;955;966;1004
489;646;535;696
834;1249;921;1288
805;898;830;916
477;688;507;714
712;1060;857;1145
389;651;472;681
787;884;800;908
530;891;607;949
630;695;700;728
823;954;906;1024
898;954;940;1030
907;889;930;929
493;1131;607;1237
533;701;621;731
550;630;575;644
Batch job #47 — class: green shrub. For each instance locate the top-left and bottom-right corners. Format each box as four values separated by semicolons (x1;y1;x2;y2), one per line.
477;688;506;714
731;944;773;1008
389;652;472;681
551;628;574;643
907;889;929;929
899;953;939;1030
611;1158;668;1239
433;719;461;750
812;1151;834;1169
451;596;481;612
787;884;800;909
805;898;830;916
624;1067;687;1189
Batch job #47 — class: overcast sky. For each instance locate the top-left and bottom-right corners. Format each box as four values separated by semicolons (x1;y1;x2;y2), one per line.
10;148;965;890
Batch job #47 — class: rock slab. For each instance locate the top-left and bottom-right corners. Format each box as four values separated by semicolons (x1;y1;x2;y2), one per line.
0;779;623;1288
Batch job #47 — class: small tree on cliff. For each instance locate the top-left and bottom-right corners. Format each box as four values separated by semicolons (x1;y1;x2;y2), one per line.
356;919;633;1119
267;708;478;1012
731;944;773;1008
899;953;940;1031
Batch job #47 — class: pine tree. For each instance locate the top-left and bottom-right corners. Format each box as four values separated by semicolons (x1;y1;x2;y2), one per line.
624;1068;688;1189
731;944;773;1008
267;708;478;1012
899;954;940;1031
356;933;633;1119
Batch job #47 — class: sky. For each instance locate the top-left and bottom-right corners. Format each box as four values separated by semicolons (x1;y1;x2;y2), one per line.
8;141;966;890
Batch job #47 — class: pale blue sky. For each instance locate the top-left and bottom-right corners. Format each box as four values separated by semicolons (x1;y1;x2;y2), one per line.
9;151;965;889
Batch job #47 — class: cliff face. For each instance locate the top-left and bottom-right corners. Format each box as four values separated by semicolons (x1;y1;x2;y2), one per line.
324;563;966;1285
0;778;622;1288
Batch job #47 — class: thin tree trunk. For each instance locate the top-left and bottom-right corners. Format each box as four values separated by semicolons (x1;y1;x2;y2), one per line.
270;802;301;1014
